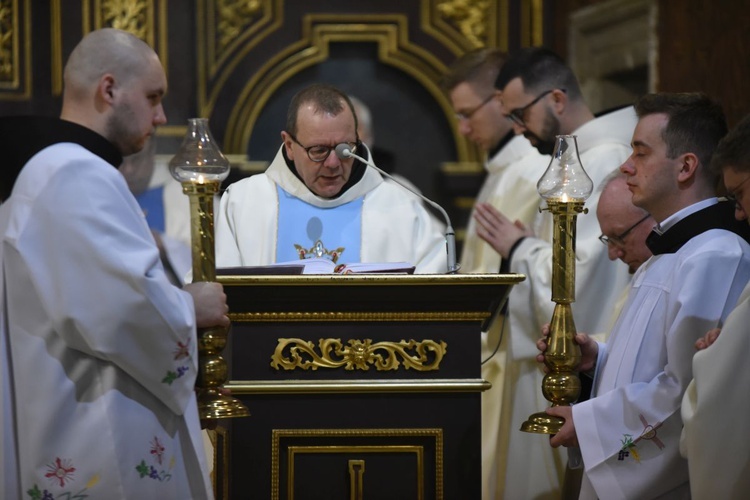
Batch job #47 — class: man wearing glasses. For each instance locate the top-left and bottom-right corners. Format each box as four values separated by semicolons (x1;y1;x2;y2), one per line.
441;48;550;500
597;173;654;275
215;83;447;273
544;93;750;499
471;47;637;499
681;113;750;500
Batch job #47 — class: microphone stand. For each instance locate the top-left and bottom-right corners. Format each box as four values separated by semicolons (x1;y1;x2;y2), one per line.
335;144;459;274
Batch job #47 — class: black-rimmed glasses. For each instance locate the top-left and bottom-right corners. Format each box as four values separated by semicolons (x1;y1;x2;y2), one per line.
724;175;750;209
455;94;495;121
599;214;651;247
288;133;358;163
504;89;564;127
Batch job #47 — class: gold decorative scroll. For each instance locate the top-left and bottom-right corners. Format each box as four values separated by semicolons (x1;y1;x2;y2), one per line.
216;0;263;53
435;0;490;48
0;0;15;83
99;0;149;40
271;338;448;372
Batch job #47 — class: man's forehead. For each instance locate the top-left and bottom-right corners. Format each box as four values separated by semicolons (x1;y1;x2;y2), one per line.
500;78;528;103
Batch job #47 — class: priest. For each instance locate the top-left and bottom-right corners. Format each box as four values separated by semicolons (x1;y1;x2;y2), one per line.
215;84;447;273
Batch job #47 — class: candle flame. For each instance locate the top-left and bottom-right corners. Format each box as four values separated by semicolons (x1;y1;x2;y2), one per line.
561;193;569;203
197;174;205;184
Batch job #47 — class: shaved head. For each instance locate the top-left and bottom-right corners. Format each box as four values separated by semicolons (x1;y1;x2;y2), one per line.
63;28;157;101
61;28;167;155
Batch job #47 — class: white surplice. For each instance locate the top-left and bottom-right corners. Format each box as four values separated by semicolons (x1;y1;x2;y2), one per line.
501;106;638;499
457;134;549;500
216;145;448;273
680;282;750;500
575;228;750;499
1;143;212;499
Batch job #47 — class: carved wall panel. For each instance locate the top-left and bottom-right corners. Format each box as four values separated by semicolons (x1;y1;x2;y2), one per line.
0;0;31;101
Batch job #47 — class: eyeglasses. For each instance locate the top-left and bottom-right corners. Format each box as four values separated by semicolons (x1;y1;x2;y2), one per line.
724;175;750;209
504;88;564;127
288;133;358;162
598;214;651;247
455;94;495;121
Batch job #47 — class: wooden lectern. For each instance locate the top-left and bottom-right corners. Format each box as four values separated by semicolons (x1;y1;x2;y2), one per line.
214;273;523;499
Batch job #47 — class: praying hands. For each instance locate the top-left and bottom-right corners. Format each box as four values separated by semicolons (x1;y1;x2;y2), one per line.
473;202;534;258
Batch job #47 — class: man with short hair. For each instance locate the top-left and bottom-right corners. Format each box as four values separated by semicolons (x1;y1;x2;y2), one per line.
544;93;750;499
216;83;447;273
473;47;636;498
441;48;549;499
681;113;750;500
1;28;227;499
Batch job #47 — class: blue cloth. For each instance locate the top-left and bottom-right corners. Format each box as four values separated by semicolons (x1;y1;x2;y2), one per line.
134;185;166;233
275;185;363;263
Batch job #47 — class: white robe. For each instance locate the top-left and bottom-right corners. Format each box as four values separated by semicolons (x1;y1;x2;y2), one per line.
680;282;750;500
457;135;549;500
501;106;638;499
574;228;750;499
1;143;212;499
216;146;448;273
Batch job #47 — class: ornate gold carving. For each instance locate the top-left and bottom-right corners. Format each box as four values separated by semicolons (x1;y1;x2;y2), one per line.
216;0;263;52
0;0;15;83
421;0;507;53
230;311;490;322
0;0;31;99
435;0;490;48
271;338;447;372
99;0;149;40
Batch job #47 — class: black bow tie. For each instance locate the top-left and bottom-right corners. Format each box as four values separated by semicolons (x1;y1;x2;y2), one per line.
646;201;750;255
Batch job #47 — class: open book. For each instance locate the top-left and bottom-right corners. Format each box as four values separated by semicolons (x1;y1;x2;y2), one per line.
219;257;415;275
281;257;415;274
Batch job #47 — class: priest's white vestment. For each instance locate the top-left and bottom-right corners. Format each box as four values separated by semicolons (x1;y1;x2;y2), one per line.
458;134;548;500
1;143;212;499
680;282;750;500
216;146;448;273
575;226;750;499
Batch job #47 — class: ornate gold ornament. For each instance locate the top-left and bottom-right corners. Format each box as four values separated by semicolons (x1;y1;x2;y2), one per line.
216;0;263;52
435;0;490;48
100;0;149;40
271;338;448;372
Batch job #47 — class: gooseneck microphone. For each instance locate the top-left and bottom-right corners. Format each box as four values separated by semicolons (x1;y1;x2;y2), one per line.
334;143;459;274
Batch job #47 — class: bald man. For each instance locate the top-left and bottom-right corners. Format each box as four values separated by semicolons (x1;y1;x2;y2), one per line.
1;28;226;499
597;173;654;275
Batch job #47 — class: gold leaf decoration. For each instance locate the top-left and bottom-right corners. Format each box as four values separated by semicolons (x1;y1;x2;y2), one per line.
271;338;448;372
0;0;13;81
436;0;490;48
101;0;148;39
217;0;262;52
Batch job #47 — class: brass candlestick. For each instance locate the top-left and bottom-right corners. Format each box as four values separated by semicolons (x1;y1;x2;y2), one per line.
521;135;592;435
170;118;249;420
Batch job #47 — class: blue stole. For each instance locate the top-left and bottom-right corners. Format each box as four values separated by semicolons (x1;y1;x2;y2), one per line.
134;186;166;233
276;185;363;263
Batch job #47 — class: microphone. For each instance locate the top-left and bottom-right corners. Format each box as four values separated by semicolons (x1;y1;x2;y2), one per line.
335;143;459;274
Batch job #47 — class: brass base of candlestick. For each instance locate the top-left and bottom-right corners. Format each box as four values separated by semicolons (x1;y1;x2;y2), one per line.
198;390;251;420
196;325;250;420
521;411;565;435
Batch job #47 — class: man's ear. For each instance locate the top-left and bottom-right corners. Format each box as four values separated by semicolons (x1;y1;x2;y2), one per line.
280;131;295;160
97;74;117;105
551;88;568;114
676;152;700;183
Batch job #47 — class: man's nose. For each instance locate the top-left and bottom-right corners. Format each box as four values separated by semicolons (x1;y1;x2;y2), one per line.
607;243;623;261
323;152;340;168
458;119;471;136
619;157;634;175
